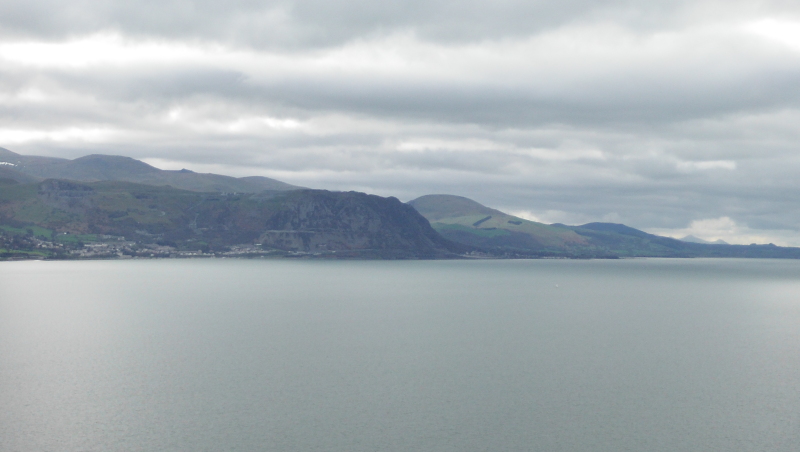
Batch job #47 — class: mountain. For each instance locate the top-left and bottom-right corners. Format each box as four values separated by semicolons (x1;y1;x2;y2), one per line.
0;179;462;258
555;222;800;258
408;194;590;254
0;147;301;193
410;194;800;258
681;235;728;245
0;165;39;185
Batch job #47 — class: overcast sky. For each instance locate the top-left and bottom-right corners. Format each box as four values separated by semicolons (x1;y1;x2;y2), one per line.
1;0;800;244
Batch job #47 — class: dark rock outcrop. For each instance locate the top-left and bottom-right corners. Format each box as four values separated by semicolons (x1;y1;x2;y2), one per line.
258;190;464;257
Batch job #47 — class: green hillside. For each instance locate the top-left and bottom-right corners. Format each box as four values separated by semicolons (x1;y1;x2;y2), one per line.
408;194;588;252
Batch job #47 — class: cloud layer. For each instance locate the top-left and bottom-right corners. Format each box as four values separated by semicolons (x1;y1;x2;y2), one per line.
2;1;800;244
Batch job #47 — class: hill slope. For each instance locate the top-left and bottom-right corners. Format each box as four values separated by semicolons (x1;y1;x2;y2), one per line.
0;166;40;185
408;194;589;253
0;148;301;193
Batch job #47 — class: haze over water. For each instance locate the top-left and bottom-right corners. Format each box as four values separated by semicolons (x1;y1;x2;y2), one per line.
1;259;799;451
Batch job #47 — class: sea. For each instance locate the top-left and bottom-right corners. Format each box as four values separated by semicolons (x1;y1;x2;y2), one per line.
1;258;798;451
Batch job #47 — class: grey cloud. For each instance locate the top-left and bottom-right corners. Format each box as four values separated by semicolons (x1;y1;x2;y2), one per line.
22;53;800;132
0;0;677;47
3;0;800;48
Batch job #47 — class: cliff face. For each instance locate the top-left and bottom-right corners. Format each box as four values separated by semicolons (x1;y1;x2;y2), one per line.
258;190;462;257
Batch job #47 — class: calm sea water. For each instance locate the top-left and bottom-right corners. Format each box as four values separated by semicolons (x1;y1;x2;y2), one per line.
1;258;799;451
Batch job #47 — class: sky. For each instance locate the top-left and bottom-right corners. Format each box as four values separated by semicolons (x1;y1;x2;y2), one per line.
1;1;800;245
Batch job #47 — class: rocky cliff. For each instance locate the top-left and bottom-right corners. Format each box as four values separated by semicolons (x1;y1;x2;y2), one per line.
258;190;463;257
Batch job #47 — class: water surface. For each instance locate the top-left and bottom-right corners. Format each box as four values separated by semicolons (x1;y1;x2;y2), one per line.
1;259;799;451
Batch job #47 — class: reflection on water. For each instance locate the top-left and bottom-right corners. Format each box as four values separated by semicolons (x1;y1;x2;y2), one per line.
1;259;799;451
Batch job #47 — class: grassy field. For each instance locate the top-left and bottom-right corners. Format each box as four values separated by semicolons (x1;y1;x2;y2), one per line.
0;224;54;239
0;248;49;257
433;223;511;238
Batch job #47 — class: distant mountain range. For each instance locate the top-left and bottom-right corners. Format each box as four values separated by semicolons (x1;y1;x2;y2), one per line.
408;194;800;258
1;147;798;259
680;235;728;245
0;147;300;193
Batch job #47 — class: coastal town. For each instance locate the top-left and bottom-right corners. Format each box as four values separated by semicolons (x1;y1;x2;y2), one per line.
0;231;288;260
